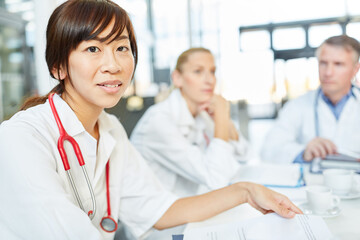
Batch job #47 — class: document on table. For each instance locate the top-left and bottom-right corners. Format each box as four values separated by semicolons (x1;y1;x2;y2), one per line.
184;213;333;240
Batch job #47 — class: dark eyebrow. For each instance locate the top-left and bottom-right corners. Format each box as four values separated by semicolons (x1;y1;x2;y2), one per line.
92;35;130;42
112;35;130;41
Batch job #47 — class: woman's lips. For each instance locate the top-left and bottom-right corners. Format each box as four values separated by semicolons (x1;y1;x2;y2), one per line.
97;81;123;93
202;89;214;94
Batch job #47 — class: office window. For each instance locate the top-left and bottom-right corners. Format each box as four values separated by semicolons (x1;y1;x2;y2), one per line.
278;51;321;101
307;57;320;90
273;59;286;102
240;30;270;51
155;36;188;69
346;0;360;15
201;32;219;51
271;0;346;22
227;50;274;104
152;0;188;69
200;0;219;32
153;1;188;37
308;24;342;48
285;58;307;99
273;57;319;101
236;0;272;26
273;27;306;50
346;22;360;42
189;0;201;42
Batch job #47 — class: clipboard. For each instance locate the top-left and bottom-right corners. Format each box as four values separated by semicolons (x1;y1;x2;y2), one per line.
310;154;360;174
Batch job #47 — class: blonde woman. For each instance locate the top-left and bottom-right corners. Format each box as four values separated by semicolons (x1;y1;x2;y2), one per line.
131;48;251;197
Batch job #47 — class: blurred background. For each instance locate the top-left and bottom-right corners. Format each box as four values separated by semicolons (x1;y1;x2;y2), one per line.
1;0;360;154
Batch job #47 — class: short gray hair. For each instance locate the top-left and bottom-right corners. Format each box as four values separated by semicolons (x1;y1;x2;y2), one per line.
316;35;360;63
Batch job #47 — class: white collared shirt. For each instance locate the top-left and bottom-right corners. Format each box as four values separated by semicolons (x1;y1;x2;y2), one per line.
131;89;251;198
0;94;177;240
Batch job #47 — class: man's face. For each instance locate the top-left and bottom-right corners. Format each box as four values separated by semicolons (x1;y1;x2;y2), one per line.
318;44;360;100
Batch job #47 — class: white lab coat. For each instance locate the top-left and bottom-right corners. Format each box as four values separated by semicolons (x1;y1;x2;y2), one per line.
0;94;177;240
261;88;360;163
130;89;251;240
131;89;250;198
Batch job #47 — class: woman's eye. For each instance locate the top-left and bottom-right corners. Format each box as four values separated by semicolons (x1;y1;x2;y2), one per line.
194;69;201;74
87;46;99;53
117;46;129;52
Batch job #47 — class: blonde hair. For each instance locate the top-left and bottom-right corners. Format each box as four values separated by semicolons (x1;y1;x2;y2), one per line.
175;47;212;72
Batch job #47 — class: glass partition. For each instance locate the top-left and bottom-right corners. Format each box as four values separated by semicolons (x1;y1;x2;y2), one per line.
0;9;32;121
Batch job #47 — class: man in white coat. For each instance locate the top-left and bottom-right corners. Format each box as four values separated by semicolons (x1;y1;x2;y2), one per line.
261;35;360;164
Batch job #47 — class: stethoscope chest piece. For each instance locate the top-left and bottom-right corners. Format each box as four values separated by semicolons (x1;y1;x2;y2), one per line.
100;216;118;233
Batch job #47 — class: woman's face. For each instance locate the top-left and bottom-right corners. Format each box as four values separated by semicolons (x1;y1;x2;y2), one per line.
61;20;135;111
175;51;216;108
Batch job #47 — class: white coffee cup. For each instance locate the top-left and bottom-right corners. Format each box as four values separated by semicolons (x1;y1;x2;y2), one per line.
306;185;340;214
323;169;355;195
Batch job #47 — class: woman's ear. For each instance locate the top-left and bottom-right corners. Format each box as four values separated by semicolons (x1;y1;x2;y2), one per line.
51;67;67;80
172;70;183;88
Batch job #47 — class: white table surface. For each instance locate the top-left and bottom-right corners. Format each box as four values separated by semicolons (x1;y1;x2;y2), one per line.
185;164;360;240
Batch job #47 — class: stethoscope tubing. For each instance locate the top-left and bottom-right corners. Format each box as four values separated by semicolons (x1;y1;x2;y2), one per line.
49;93;117;232
314;88;321;137
49;93;96;219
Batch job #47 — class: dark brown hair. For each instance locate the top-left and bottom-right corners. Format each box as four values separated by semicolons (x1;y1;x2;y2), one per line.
21;0;138;110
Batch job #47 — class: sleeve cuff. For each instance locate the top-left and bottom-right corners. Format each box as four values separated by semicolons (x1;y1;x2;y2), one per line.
210;138;234;152
136;194;179;239
293;150;305;163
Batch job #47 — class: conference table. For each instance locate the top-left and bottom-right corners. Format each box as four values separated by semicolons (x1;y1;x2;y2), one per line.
184;163;360;240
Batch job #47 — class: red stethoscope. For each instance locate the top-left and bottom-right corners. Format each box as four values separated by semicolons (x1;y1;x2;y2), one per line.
48;93;118;233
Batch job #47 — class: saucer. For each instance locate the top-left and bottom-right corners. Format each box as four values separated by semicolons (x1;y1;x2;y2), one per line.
298;202;341;218
334;189;360;200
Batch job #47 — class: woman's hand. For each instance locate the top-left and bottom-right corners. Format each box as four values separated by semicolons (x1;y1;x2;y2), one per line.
228;120;239;141
199;95;235;141
202;94;229;119
154;181;302;230
241;182;303;218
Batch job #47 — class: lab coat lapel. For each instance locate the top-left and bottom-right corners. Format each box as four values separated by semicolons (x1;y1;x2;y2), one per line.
169;89;210;145
51;94;86;137
169;89;196;138
93;111;116;185
49;94;97;195
194;116;208;147
317;96;337;136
